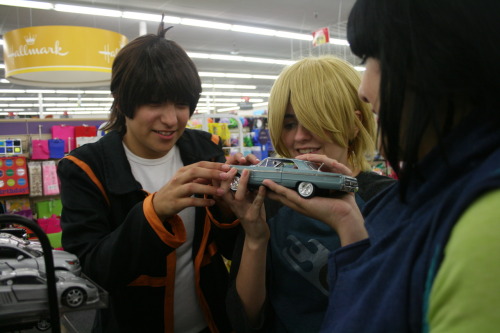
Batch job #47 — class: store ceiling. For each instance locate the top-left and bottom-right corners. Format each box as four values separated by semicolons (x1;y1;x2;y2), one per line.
0;0;359;117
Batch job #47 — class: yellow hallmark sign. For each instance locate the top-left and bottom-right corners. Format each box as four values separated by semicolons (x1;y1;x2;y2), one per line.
3;26;128;87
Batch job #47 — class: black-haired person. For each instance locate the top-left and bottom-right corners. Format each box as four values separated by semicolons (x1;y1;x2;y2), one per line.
258;1;500;332
58;24;238;333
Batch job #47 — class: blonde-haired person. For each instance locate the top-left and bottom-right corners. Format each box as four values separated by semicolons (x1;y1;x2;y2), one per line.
223;55;395;333
268;55;376;175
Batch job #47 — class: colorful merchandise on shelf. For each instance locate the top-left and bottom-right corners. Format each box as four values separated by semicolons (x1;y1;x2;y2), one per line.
37;214;63;249
0;157;29;197
51;124;75;152
4;197;31;214
27;161;43;197
30;139;50;160
48;139;65;159
35;198;62;219
0;139;23;156
41;160;59;196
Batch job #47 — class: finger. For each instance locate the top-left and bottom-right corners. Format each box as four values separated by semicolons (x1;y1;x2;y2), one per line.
175;182;224;199
244;154;261;165
329;160;354;176
225;153;246;165
234;169;251;201
262;179;300;202
218;167;239;194
192;160;227;170
175;164;230;185
251;185;266;208
295;154;354;176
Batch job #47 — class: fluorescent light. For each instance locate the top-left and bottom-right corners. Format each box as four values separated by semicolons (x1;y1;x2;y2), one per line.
123;11;160;22
54;4;121;17
188;52;294;66
202;84;257;90
25;89;56;94
231;25;276;36
252;74;279;80
181;18;231;30
275;31;311;41
199;72;278;80
330;38;350;46
55;90;85;94
3;3;350;45
83;90;111;94
197;103;238;107
0;0;53;10
199;98;264;103
216;106;240;112
0;89;26;93
354;66;366;71
201;92;270;97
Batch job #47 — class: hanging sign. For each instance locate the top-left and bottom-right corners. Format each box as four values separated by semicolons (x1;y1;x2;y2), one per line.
3;26;128;87
312;27;330;47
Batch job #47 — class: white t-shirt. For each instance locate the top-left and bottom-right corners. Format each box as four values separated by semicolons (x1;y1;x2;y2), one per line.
124;144;207;333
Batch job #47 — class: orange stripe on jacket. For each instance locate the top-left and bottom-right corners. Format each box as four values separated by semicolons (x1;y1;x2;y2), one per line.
211;134;220;145
164;254;176;333
192;214;219;333
127;255;177;333
143;194;186;248
205;206;240;229
64;155;110;206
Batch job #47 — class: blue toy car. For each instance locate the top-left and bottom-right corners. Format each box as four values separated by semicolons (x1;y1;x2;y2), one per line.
229;157;358;198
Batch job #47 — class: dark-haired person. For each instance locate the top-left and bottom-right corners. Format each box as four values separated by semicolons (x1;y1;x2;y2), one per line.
257;0;500;332
58;23;239;333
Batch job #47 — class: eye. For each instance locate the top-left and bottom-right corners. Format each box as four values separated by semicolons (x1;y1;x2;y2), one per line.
283;121;298;131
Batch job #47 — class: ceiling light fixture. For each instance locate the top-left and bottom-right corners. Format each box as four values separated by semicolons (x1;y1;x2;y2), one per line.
54;4;121;17
0;0;53;10
0;3;349;45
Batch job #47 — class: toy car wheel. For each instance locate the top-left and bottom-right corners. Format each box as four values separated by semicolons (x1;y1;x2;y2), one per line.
62;287;86;308
297;182;316;198
35;319;51;331
230;174;241;191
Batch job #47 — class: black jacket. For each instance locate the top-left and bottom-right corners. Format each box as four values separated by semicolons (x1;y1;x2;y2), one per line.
58;129;239;333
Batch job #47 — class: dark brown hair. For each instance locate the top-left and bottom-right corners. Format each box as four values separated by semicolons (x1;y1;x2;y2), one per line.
103;20;202;133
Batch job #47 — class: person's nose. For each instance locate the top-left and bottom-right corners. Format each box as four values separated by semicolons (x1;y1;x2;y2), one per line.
358;73;370;103
160;103;178;126
294;124;312;141
358;82;369;104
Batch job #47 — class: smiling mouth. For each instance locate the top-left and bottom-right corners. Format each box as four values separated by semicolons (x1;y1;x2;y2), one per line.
153;130;175;136
297;148;320;154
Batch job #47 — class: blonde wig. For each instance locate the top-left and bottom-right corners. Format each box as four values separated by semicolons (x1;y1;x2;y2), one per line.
267;56;376;171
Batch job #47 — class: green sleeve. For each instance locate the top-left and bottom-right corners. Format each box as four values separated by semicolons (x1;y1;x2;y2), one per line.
428;189;500;332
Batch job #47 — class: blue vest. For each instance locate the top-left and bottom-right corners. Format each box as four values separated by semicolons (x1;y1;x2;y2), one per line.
320;116;500;333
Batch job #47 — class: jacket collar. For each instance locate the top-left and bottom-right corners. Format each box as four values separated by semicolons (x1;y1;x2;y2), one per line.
100;129;222;195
